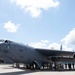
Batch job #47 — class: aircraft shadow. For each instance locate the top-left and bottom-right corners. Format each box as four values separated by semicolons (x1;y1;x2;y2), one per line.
0;70;38;75
1;68;75;75
1;65;75;75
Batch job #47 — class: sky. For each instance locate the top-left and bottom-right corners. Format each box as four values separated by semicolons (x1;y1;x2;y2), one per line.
0;0;75;51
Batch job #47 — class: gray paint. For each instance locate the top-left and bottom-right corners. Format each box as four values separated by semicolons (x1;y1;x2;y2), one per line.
0;39;75;66
0;40;46;64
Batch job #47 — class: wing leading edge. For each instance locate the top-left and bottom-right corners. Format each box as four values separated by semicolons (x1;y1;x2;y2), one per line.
36;48;75;57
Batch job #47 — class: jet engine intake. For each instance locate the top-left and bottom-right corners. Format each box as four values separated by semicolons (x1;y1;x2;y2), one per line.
73;53;75;59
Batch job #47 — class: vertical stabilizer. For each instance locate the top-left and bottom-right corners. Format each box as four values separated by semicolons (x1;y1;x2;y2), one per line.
60;45;62;50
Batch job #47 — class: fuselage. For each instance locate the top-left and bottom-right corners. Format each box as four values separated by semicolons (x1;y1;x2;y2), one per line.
0;40;47;64
0;39;75;70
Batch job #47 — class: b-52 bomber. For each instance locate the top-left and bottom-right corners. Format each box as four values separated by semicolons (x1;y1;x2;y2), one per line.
0;39;75;70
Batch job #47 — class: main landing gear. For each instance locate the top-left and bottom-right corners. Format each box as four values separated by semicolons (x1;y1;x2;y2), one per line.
25;62;40;70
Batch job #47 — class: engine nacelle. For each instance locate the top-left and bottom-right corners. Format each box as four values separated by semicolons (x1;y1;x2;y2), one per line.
73;53;75;59
0;58;4;63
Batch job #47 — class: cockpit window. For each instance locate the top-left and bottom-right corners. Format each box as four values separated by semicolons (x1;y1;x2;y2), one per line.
0;39;5;43
4;40;8;43
0;39;9;43
0;39;14;44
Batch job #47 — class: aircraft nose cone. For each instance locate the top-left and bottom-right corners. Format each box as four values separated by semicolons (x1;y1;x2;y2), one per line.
0;44;1;56
0;44;3;57
0;44;1;50
0;44;2;51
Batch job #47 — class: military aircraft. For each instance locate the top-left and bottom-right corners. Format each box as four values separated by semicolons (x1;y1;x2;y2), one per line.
0;39;75;70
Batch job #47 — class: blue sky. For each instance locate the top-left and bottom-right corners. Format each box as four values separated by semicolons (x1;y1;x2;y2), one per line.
0;0;75;50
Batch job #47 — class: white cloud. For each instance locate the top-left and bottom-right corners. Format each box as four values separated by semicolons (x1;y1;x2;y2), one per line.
4;21;20;33
11;0;59;18
29;40;73;51
29;40;49;48
61;28;75;45
48;43;72;51
47;42;60;49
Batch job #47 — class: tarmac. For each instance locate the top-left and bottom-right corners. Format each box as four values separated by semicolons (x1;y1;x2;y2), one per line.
0;64;75;75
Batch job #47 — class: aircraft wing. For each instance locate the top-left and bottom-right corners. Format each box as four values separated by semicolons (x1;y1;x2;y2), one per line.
36;48;75;57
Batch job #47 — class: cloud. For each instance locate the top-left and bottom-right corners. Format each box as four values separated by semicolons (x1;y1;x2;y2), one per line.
29;40;49;48
47;42;60;49
29;40;73;51
11;0;59;18
30;28;75;51
48;43;72;51
4;21;20;33
61;28;75;45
